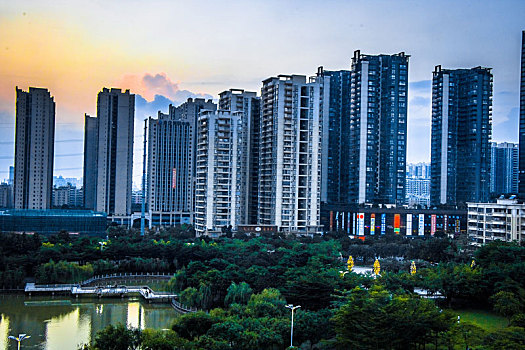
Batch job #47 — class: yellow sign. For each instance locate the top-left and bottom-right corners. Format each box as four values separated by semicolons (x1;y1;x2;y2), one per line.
347;256;354;271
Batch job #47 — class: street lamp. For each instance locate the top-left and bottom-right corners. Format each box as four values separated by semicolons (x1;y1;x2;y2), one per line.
8;334;31;350
285;304;300;349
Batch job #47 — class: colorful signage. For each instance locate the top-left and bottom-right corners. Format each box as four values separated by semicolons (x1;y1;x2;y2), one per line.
357;213;365;236
381;214;386;235
394;214;401;234
406;214;412;236
418;214;425;236
370;214;376;235
431;214;436;236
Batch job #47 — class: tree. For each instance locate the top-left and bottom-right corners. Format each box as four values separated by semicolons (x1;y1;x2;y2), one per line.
491;291;522;324
225;282;253;306
93;324;141;350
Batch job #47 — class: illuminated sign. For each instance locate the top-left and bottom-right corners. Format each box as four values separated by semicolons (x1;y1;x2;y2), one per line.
394;214;400;234
418;214;425;236
431;215;436;236
381;214;386;235
357;213;365;236
172;168;177;189
406;214;412;236
370;214;375;235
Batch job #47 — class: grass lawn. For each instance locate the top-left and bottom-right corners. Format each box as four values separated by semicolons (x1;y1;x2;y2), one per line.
451;309;507;332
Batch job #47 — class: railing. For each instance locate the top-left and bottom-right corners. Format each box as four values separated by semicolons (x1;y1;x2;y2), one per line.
170;299;198;313
81;272;173;286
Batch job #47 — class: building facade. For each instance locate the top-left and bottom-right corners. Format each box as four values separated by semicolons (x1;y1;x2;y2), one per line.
468;197;525;246
259;73;329;233
490;142;518;195
347;51;409;205
146;98;216;227
430;66;493;206
83;88;135;215
0;183;13;209
321;69;351;204
13;87;55;209
218;89;261;224
519;30;525;199
194;110;246;236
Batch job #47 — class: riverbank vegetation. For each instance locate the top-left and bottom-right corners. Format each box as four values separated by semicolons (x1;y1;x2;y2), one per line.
1;227;524;348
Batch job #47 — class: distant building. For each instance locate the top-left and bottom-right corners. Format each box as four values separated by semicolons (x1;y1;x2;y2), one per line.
490;142;518;195
194;110;246;236
83;88;135;215
8;166;14;185
258;73;329;233
430;65;493;206
0;183;13;209
519;31;525;198
0;209;107;235
52;184;83;208
146;98;216;227
218;89;261;225
347;51;409;205
14;87;55;209
468;197;525;246
406;163;431;207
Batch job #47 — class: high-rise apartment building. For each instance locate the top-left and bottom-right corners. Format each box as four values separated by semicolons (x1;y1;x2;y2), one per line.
430;66;493;206
490;142;518;195
218;89;261;224
259;73;329;233
406;162;431;207
347;51;409;205
194;110;246;236
13;87;55;209
83;88;134;215
83;114;98;210
407;163;431;179
146;98;216;226
320;69;351;204
519;31;525;198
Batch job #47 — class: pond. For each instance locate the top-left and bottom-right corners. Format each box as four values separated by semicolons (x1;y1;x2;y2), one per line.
0;294;179;349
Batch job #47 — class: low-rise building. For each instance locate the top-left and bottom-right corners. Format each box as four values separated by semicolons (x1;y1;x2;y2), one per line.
467;197;525;246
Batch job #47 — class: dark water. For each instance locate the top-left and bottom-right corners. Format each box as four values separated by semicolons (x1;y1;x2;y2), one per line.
0;294;179;349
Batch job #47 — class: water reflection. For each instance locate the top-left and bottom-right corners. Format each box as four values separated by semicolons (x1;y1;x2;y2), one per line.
0;295;178;349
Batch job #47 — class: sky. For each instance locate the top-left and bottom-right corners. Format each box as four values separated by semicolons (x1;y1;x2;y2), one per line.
0;0;524;187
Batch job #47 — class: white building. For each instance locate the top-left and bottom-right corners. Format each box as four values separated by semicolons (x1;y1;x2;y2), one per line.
146;98;216;227
468;197;525;246
84;88;135;215
14;87;55;209
259;73;329;233
194;110;246;236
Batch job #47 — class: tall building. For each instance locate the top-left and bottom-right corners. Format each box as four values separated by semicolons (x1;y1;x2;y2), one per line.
519;31;525;197
431;66;493;206
259;73;329;233
406;162;431;207
490;142;518;195
194;110;246;236
407;162;431;179
0;183;13;208
146;98;216;226
320;69;351;204
13;87;55;209
8;166;14;185
347;51;409;205
83;88;134;215
83;114;98;209
218;89;261;225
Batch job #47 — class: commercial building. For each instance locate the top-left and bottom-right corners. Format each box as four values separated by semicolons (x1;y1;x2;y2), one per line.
218;89;261;224
468;197;525;246
407;163;431;179
258;73;329;233
321;203;466;237
0;209;107;236
146;98;216;227
490;142;518;195
519;31;525;197
194;110;246;236
52;184;83;208
13;87;55;209
430;65;493;206
347;51;409;205
83;88;135;215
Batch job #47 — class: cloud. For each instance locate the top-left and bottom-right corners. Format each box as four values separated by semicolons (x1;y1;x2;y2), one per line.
410;96;430;107
493;107;519;142
409;80;432;91
116;72;213;103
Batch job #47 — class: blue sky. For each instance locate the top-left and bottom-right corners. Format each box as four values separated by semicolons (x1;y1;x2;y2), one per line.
0;0;524;186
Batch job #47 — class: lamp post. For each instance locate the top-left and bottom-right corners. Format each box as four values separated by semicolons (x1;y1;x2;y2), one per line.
8;334;31;350
285;304;300;349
